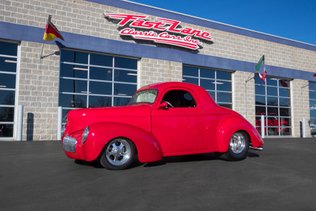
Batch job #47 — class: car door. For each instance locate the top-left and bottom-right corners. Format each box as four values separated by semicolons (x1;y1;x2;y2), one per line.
151;89;204;156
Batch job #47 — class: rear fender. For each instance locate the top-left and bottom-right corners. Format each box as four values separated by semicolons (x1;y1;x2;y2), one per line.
216;117;263;152
86;122;162;163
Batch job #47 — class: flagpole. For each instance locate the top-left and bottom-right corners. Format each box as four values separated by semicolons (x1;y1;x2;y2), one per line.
40;43;45;59
40;15;53;59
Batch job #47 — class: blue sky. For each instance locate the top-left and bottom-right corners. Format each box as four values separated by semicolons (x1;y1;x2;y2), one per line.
127;0;316;45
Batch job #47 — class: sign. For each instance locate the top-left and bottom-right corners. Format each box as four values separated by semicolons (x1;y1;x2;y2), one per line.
104;14;213;50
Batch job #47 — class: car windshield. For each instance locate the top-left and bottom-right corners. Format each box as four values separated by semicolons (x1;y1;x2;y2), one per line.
129;89;158;105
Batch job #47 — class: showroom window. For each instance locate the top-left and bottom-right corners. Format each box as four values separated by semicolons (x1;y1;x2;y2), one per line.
255;75;291;136
59;50;138;120
182;65;232;108
309;82;316;132
0;41;18;138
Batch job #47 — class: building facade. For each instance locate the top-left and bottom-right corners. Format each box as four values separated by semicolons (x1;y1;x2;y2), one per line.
0;0;316;140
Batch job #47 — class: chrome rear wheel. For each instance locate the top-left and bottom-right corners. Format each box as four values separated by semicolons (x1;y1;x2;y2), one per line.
230;132;247;154
222;131;249;161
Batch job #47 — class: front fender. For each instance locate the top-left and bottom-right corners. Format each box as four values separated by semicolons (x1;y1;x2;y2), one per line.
85;122;163;163
216;116;264;152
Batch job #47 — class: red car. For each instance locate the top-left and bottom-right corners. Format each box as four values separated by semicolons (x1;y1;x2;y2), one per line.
62;82;263;169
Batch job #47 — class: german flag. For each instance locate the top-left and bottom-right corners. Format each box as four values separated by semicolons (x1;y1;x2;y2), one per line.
43;15;64;41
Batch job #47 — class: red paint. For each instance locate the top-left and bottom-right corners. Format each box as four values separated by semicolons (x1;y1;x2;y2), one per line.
62;82;263;163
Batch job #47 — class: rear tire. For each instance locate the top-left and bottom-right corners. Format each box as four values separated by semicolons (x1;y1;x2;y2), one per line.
222;131;249;161
99;138;136;170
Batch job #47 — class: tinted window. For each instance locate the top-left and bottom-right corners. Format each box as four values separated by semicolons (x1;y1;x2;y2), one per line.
0;90;15;105
183;66;198;77
0;57;17;73
200;68;215;78
0;74;16;89
61;51;88;64
90;54;112;67
162;90;196;108
115;57;137;69
0;42;17;55
90;67;112;81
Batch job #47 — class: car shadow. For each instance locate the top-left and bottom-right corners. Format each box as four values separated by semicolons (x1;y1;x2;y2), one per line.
144;153;221;168
247;151;260;158
74;151;260;169
74;159;143;169
144;151;260;167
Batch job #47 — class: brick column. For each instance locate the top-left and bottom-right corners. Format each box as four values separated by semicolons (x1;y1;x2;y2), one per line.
18;42;60;140
138;58;182;88
291;79;310;137
232;71;256;126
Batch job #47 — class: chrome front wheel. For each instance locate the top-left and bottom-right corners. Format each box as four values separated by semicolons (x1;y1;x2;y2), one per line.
100;138;136;170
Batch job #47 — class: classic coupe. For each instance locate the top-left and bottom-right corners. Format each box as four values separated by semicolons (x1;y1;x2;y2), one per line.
62;82;263;169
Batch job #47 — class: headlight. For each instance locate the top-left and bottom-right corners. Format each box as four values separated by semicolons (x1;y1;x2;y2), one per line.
82;127;89;144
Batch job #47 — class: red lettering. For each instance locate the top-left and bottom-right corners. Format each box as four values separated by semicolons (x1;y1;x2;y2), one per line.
199;32;212;41
158;18;181;33
105;13;214;49
105;14;147;27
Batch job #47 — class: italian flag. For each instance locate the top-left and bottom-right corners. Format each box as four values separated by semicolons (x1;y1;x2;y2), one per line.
43;15;64;41
255;55;267;82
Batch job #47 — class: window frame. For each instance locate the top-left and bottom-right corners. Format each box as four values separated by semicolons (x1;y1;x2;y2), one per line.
255;76;292;137
0;40;19;139
59;49;138;121
182;64;232;108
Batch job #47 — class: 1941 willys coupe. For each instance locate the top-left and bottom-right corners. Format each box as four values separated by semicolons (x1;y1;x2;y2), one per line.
62;82;263;169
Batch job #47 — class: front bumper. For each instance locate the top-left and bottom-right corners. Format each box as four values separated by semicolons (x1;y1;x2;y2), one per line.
62;131;100;162
63;136;77;152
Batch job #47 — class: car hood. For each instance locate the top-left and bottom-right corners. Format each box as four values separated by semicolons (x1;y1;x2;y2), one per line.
65;104;152;134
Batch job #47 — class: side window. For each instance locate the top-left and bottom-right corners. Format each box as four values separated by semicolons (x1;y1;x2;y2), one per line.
162;90;196;108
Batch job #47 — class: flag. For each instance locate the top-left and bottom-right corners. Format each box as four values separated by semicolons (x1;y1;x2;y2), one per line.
256;55;267;82
43;15;64;41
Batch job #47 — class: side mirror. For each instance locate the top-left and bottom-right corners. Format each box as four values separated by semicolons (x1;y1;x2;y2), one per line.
158;101;169;110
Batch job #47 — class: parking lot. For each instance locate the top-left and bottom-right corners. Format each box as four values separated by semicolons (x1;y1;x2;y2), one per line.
1;138;316;211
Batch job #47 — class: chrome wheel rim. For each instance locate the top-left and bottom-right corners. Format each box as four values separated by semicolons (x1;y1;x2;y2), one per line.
230;132;246;154
106;138;132;166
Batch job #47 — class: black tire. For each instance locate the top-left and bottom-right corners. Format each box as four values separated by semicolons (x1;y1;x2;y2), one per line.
99;138;136;170
222;131;249;161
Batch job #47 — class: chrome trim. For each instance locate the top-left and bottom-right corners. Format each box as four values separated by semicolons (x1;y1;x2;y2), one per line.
249;146;263;151
63;136;77;152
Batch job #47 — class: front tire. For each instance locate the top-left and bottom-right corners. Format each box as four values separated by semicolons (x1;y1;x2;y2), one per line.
99;138;136;170
222;131;249;161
